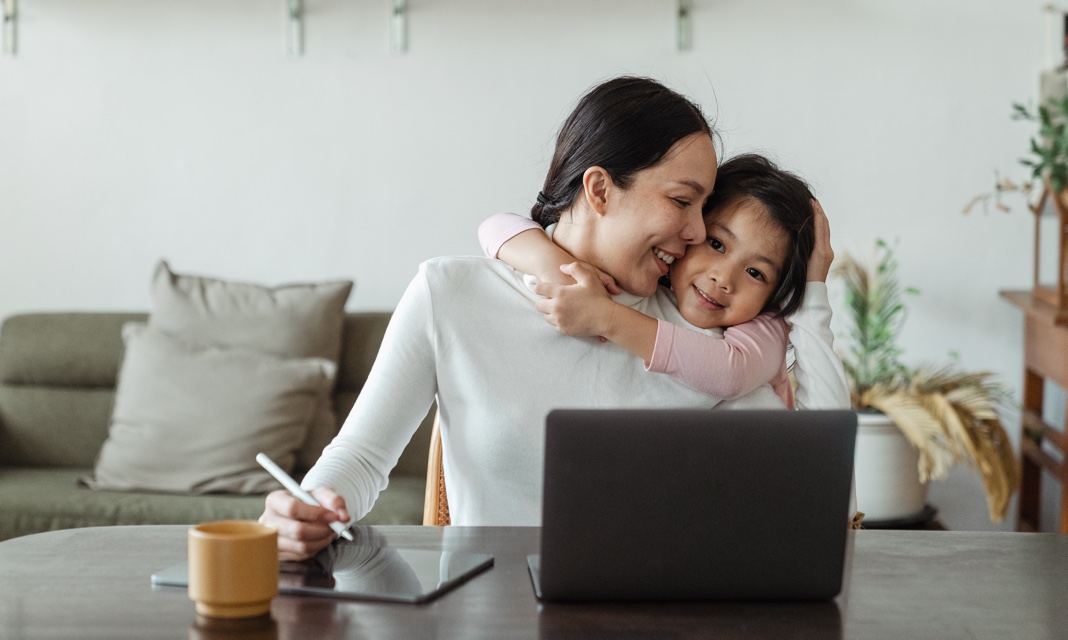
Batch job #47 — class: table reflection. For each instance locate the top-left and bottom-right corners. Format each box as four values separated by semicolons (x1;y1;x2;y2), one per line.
272;526;491;603
188;613;277;640
538;600;842;640
307;542;424;596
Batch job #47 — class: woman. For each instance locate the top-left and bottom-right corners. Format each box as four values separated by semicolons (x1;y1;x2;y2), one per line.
261;76;848;560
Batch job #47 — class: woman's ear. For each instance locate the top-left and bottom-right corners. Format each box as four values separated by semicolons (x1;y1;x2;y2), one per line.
581;167;614;217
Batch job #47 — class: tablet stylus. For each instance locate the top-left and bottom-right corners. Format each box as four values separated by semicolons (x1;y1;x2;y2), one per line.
256;452;355;542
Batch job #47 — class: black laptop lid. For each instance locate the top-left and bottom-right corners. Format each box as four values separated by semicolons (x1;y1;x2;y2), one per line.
537;409;857;602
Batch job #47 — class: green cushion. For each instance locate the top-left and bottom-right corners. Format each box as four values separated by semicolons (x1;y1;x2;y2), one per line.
0;387;115;467
0;313;146;387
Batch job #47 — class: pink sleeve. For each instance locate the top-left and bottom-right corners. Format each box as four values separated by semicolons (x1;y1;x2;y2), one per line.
478;213;542;258
769;364;795;409
646;314;789;400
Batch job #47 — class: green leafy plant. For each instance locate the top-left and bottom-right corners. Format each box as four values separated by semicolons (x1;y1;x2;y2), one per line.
838;239;917;392
836;240;1018;522
961;98;1066;215
1014;97;1068;192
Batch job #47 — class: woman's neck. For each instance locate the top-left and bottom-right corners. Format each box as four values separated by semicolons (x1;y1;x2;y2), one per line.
549;208;647;306
550;208;596;264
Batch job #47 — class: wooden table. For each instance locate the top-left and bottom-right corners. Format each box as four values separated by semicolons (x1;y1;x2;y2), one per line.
0;525;1065;639
1001;290;1068;532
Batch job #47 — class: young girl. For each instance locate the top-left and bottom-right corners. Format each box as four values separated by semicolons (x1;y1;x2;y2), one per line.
479;154;820;407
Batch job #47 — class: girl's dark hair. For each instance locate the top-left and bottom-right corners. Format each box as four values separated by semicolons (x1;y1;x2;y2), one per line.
705;154;816;318
531;76;714;226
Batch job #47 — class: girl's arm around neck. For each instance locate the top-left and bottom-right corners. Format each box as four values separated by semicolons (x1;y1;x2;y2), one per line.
647;314;788;400
533;262;789;397
479;212;621;292
478;212;578;285
532;262;657;358
499;230;581;286
598;304;659;362
478;213;542;258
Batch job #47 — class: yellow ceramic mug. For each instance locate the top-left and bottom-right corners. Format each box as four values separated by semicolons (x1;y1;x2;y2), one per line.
188;520;279;618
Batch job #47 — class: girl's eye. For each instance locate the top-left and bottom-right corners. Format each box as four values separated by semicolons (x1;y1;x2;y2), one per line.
672;198;690;208
707;237;724;252
746;267;767;282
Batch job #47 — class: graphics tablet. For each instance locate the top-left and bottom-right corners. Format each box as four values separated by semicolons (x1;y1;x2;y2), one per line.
152;541;494;604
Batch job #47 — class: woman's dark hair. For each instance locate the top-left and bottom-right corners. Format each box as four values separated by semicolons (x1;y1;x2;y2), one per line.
531;76;714;226
704;154;816;318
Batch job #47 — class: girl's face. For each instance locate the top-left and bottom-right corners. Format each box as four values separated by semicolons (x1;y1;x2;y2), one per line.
668;197;788;329
593;133;716;297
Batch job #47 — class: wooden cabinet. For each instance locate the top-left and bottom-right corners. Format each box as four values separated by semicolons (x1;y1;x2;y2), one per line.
1001;290;1068;532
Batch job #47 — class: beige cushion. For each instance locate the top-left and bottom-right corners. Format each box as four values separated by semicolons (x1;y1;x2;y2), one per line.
148;261;353;470
84;324;336;494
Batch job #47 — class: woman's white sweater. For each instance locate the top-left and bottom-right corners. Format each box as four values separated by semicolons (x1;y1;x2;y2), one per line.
302;256;848;525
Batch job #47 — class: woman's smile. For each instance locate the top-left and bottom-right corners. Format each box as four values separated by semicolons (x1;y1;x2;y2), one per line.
654;248;677;266
654;247;679;276
569;131;714;297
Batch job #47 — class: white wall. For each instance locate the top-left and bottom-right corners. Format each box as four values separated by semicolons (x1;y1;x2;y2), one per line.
0;0;1054;530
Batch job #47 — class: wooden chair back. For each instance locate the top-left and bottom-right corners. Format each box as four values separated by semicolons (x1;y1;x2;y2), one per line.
422;411;451;525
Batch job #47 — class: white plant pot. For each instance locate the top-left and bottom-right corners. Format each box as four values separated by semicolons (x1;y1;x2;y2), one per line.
854;412;929;522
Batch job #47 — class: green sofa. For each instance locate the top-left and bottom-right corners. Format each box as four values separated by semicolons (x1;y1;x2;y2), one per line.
0;312;434;542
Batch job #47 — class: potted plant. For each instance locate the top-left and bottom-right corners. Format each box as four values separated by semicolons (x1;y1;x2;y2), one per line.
835;240;1018;524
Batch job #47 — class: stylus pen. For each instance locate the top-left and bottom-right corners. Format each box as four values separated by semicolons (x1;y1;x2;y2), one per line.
255;452;355;542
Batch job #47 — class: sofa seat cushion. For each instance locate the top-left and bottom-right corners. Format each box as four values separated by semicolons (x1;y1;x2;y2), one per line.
0;468;426;542
0;468;266;542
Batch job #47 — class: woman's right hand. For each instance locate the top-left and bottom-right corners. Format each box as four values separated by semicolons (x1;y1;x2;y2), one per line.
260;487;351;561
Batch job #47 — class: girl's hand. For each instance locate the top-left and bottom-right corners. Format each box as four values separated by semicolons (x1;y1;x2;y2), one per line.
588;264;623;296
807;199;834;282
533;262;620;337
537;260;622;295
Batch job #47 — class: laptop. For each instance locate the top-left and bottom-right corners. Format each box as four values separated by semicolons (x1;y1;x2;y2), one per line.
528;408;857;602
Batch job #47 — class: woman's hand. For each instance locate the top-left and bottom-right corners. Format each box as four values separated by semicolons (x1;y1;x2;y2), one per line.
260;487;350;561
807;199;834;282
534;262;621;337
